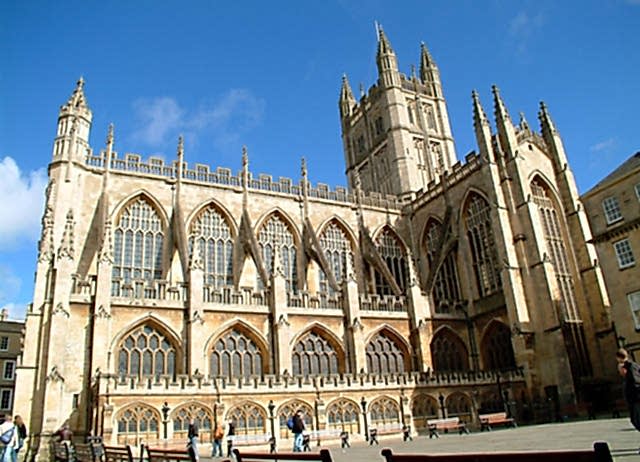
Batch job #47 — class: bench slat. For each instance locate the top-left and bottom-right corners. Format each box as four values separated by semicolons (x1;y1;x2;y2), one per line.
233;449;334;462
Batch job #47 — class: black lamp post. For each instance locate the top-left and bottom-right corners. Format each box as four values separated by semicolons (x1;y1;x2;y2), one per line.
268;400;276;453
161;402;170;440
438;393;446;419
360;397;368;442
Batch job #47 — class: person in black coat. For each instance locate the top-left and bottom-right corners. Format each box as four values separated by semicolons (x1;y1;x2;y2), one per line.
616;348;640;431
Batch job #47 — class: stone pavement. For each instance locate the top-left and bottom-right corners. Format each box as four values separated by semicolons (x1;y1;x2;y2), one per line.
208;418;640;461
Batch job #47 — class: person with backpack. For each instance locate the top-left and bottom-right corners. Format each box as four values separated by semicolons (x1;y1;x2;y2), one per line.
0;415;18;462
211;422;224;457
616;348;640;432
290;410;305;452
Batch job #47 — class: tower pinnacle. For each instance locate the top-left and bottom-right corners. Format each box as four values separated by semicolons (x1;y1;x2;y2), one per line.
339;74;356;118
375;25;399;87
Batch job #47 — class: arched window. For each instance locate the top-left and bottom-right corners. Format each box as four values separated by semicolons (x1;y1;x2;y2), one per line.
374;228;408;295
369;397;400;425
112;197;164;295
424;220;462;313
189;205;233;287
210;328;264;379
411;395;439;429
172;403;213;443
481;322;516;370
292;330;340;377
446;393;472;420
117;324;177;378
116;404;160;445
326;399;360;434
366;331;406;374
431;329;469;372
318;221;353;293
227;402;266;436
257;214;297;292
277;401;314;440
464;194;501;297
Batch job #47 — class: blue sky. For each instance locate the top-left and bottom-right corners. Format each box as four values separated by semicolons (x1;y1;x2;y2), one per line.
1;0;639;320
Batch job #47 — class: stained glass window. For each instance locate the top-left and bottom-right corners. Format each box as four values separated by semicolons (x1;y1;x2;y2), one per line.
117;324;177;378
366;332;406;374
292;331;340;377
431;329;469;372
210;328;264;379
258;215;297;291
189;205;233;287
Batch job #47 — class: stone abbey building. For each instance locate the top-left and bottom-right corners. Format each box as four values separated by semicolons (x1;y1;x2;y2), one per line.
16;29;615;457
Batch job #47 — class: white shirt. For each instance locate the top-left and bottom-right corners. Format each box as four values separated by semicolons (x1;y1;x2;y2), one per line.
0;421;18;449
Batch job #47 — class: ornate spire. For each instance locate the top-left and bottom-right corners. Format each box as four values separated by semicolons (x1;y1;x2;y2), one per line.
472;90;493;162
375;24;399;86
419;42;437;77
339;74;356;117
104;123;114;172
58;209;75;260
519;112;530;132
472;90;490;129
176;135;184;182
492;85;512;123
538;101;557;135
64;77;89;111
377;25;395;56
242;145;249;209
301;157;309;219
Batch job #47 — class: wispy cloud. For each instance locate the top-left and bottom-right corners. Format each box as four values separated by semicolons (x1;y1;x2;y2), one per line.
590;137;617;153
508;10;545;55
130;89;265;153
0;157;47;250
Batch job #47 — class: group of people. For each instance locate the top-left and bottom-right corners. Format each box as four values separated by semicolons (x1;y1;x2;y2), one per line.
0;415;27;462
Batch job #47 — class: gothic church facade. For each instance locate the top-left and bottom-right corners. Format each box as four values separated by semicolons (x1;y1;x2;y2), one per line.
16;29;614;457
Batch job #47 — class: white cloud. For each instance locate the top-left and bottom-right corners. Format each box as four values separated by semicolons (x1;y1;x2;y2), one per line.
0;157;48;250
590;138;617;152
130;89;265;153
508;10;545;54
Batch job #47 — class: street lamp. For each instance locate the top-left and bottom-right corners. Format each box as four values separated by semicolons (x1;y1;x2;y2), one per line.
360;397;368;442
161;402;170;440
268;400;276;453
438;393;446;419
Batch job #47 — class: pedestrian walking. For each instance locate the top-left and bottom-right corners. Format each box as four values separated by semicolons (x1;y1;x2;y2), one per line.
187;419;199;462
211;422;223;457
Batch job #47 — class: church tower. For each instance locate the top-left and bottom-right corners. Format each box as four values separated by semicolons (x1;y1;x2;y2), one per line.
340;27;456;198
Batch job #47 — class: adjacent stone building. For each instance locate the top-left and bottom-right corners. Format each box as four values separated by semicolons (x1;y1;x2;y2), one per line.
15;29;615;459
581;152;640;357
0;310;25;417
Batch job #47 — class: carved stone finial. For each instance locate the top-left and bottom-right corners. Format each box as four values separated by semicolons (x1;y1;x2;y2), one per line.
189;245;204;271
53;302;70;318
58;209;75;260
46;365;65;383
99;219;114;264
278;314;290;327
38;206;55;263
96;304;111;319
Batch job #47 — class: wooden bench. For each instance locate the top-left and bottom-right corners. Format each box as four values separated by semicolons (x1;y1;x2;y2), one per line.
479;412;516;431
380;442;613;462
301;429;343;451
144;445;191;462
368;423;404;445
233;448;334;462
74;442;102;462
103;444;135;462
51;440;73;462
426;417;469;438
228;434;276;454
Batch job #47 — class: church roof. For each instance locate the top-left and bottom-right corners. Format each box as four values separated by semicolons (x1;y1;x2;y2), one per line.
586;151;640;194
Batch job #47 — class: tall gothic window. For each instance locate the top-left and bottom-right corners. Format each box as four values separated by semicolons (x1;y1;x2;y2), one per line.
411;395;439;429
431;329;469;372
424;220;462;313
210;328;264;379
369;397;400;425
277;401;314;440
116;404;160;445
326;399;360;434
318;221;353;293
117;324;177;378
530;180;578;320
481;322;516;370
227;402;266;436
464;194;501;297
292;330;340;377
112;197;164;292
188;205;233;287
366;331;406;374
172;403;213;443
257;214;297;292
374;228;408;295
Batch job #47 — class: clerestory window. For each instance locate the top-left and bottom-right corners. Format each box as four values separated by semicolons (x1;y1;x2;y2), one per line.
188;205;233;287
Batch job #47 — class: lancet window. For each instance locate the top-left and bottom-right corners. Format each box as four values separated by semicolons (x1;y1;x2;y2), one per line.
188;205;233;287
257;214;297;291
369;397;401;425
481;322;516;370
117;324;177;378
227;402;266;435
116;404;160;445
431;329;469;372
172;403;213;443
112;198;164;294
366;331;406;374
292;331;340;377
210;328;264;379
318;222;353;293
424;220;461;313
326;399;360;434
374;228;408;295
464;194;501;297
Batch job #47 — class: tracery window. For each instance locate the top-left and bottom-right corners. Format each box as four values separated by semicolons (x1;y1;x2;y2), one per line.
424;221;462;313
431;329;469;372
464;194;501;297
172;403;213;443
366;332;406;374
326;399;360;434
411;395;439;429
292;331;340;377
116;404;159;445
374;228;408;295
227;402;266;436
188;205;233;287
277;401;314;439
117;324;177;378
318;222;353;293
257;214;297;292
481;322;516;370
369;397;400;425
210;328;264;379
112;197;164;294
446;393;472;419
